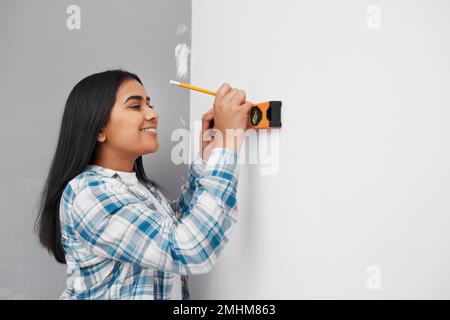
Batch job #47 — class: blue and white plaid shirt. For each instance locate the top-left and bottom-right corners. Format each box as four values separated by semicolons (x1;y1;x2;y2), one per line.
59;147;239;299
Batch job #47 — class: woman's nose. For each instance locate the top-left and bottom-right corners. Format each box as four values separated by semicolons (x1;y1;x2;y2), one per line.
144;107;159;120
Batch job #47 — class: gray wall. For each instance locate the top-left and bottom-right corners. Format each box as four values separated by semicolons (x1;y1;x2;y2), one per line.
0;0;191;299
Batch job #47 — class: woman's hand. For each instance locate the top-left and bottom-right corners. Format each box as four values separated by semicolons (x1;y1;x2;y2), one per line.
212;83;253;152
200;107;217;161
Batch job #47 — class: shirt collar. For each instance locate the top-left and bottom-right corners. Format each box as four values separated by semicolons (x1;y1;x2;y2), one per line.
85;164;119;178
85;164;150;201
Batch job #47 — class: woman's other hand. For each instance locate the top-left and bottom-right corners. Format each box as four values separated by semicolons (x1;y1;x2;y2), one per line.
200;107;216;161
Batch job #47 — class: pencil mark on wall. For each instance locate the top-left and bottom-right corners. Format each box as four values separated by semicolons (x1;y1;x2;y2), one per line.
175;43;191;80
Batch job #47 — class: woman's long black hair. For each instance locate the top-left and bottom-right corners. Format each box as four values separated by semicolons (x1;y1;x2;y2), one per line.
35;69;160;264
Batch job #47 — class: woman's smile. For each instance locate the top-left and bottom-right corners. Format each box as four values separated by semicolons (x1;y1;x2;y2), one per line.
140;127;157;135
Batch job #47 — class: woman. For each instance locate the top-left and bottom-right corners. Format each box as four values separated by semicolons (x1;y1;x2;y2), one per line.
35;69;252;299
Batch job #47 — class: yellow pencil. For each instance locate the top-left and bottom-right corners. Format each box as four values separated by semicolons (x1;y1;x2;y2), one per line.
169;80;217;96
169;80;282;128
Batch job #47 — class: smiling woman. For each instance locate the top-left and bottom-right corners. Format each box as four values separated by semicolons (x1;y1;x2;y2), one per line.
93;79;160;172
34;70;162;263
34;69;249;300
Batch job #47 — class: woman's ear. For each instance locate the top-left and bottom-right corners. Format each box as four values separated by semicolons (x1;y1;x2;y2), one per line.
97;130;106;143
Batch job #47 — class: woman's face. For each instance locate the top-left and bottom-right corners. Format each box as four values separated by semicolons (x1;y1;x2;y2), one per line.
98;79;159;158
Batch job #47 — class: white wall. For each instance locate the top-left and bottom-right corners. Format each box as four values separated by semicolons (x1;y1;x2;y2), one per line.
189;0;450;299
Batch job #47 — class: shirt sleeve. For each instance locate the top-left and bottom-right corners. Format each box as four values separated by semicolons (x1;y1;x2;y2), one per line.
169;151;208;219
70;147;239;275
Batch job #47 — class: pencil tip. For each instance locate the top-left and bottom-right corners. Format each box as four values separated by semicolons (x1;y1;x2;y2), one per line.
169;80;180;85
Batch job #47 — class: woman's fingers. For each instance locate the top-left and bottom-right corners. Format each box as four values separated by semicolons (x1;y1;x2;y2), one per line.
201;108;214;121
241;101;253;114
201;107;214;132
216;83;231;99
230;89;246;105
222;88;239;104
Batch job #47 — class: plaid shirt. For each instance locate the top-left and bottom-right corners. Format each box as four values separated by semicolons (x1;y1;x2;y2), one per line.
59;147;239;300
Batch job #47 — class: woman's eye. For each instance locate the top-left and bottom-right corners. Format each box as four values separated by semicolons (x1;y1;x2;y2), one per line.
131;104;154;110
